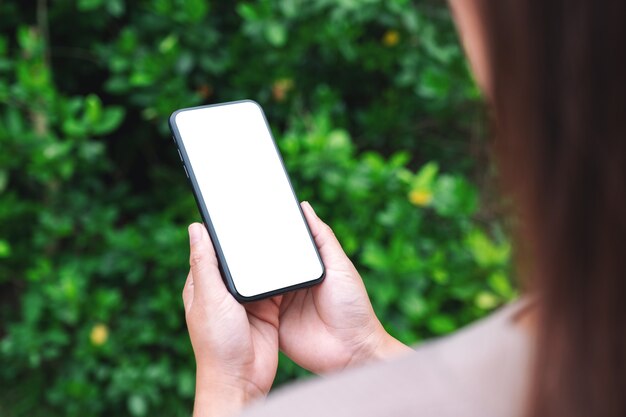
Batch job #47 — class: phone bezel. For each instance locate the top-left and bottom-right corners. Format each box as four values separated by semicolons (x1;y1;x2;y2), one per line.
169;100;325;302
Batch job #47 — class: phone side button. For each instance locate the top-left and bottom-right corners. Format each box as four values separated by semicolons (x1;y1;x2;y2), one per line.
177;148;183;162
183;165;189;178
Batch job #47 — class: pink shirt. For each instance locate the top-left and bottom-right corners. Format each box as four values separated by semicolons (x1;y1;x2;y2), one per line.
241;300;533;417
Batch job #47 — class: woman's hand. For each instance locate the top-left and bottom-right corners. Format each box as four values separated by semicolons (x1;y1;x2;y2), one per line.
183;223;281;417
278;202;411;374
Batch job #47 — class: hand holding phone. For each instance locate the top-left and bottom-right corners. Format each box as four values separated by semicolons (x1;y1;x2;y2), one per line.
183;222;280;416
182;202;409;417
173;101;408;417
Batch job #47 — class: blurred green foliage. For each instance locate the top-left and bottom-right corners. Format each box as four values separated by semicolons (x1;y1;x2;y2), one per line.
0;1;513;416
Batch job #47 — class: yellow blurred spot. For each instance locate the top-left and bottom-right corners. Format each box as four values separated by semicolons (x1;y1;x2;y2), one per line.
408;189;433;207
475;292;499;310
90;323;109;346
382;30;400;47
272;78;294;102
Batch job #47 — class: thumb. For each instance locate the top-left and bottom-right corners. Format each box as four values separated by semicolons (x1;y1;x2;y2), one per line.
301;201;353;269
188;222;231;304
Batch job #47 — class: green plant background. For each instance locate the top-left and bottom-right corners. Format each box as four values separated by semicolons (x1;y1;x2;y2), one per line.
0;1;514;416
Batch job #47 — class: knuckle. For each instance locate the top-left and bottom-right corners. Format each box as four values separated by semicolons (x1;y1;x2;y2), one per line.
189;247;205;268
189;244;219;273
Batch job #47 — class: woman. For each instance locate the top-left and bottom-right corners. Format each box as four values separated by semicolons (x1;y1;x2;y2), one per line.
182;1;626;416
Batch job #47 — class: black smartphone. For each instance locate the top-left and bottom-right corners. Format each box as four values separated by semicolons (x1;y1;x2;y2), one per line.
169;100;325;302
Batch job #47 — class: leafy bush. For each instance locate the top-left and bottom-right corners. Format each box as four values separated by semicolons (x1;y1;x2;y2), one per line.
0;1;512;416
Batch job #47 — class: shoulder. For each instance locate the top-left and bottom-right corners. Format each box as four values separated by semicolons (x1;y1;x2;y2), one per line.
240;299;534;417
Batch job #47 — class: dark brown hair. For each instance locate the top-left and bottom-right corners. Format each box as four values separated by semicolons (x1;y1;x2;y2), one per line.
475;1;626;416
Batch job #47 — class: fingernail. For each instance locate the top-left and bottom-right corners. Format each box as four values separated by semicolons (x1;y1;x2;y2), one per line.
188;223;203;245
305;201;319;218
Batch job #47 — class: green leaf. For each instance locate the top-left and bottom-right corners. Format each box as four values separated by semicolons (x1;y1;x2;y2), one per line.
84;94;102;124
183;0;209;21
433;174;477;217
128;394;147;416
465;229;511;267
158;34;178;54
327;129;352;153
488;271;514;298
427;314;456;335
400;292;428;322
237;4;258;21
129;72;153;87
62;118;87;137
362;241;388;270
0;239;11;257
413;161;439;190
264;22;287;47
93;107;125;135
418;67;451;99
106;0;125;16
78;0;103;11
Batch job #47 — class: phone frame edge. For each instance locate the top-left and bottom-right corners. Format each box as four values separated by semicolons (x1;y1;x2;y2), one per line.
168;99;326;303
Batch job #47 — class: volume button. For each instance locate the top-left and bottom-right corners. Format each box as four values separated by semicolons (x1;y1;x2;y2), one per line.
177;148;183;162
183;165;189;178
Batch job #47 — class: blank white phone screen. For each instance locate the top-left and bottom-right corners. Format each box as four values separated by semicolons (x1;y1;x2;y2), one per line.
174;101;323;298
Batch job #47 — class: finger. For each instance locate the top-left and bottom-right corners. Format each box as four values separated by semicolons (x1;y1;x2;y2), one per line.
244;295;282;329
188;222;231;304
182;270;194;314
301;201;351;266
